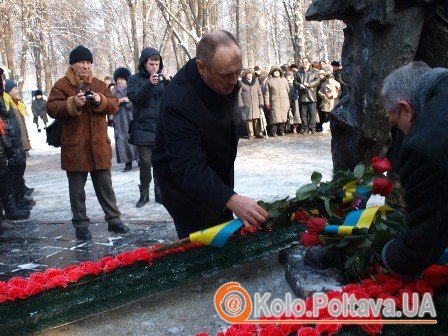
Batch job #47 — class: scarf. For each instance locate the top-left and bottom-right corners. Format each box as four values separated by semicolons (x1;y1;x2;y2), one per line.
3;93;28;117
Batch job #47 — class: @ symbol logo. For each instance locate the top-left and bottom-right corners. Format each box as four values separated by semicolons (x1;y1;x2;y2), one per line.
214;282;252;323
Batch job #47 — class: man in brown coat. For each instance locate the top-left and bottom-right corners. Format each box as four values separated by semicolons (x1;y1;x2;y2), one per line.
47;45;129;240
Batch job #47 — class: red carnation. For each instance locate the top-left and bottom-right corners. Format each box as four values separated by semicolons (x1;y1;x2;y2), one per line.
133;247;154;263
6;286;28;300
316;319;341;336
65;267;87;282
7;277;29;288
258;325;283;336
382;279;404;294
79;261;102;276
103;259;121;273
24;281;46;296
116;251;138;266
46;275;69;289
299;232;323;246
293;209;309;223
29;272;49;285
370;156;392;174
195;333;209;336
97;256;115;268
297;327;321;336
306;217;327;235
372;178;394;197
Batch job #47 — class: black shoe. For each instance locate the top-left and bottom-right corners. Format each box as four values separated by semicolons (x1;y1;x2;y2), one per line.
136;195;149;208
15;199;33;210
75;227;92;240
25;187;34;196
2;195;30;220
108;221;129;233
122;162;132;172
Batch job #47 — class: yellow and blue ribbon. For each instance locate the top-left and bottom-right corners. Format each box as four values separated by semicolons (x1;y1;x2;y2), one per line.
343;181;372;204
189;219;244;247
323;206;393;236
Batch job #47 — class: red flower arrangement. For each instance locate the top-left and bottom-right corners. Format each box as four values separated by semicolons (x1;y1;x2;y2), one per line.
196;263;448;336
0;241;204;303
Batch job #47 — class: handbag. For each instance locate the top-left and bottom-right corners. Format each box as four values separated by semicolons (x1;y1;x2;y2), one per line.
46;119;62;147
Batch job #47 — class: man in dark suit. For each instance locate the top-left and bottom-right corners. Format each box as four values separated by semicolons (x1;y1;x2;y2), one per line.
152;30;268;239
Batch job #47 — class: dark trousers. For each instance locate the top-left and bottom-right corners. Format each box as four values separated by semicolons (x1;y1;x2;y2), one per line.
11;160;26;199
137;145;158;195
67;170;121;229
299;102;317;132
271;123;285;135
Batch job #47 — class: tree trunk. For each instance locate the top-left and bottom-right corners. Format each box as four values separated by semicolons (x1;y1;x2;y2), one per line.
2;4;16;80
293;0;305;62
235;0;240;43
127;0;139;73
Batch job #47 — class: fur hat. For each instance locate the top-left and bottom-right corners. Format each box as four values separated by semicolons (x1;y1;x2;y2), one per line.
244;67;254;75
331;61;341;67
34;89;43;96
5;79;17;94
69;45;93;65
113;67;132;82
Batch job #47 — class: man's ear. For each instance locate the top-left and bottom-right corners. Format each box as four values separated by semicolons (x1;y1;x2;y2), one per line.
196;59;206;77
398;100;414;122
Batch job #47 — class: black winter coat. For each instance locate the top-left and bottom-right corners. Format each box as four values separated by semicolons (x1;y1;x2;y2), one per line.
0;95;23;149
383;71;448;278
152;58;239;239
127;47;166;146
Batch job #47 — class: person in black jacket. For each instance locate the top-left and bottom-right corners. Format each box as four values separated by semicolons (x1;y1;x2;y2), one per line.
31;90;48;132
152;30;268;239
127;47;167;208
380;61;448;280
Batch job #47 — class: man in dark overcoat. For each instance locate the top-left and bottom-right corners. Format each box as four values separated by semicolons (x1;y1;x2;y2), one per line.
152;31;268;239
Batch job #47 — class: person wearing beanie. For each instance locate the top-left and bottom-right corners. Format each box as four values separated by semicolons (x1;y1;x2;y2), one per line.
3;80;33;209
111;67;138;173
31;89;48;132
0;74;31;220
46;45;128;240
127;47;168;208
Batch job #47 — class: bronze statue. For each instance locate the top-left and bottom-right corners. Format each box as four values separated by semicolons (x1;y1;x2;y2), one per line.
306;0;448;169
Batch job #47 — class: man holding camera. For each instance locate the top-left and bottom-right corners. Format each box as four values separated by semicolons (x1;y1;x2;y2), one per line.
127;47;167;208
47;45;129;240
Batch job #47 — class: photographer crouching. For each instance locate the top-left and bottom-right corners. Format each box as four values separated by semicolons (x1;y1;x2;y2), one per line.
46;45;128;240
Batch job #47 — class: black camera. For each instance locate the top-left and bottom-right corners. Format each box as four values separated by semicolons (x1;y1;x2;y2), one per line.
84;90;95;102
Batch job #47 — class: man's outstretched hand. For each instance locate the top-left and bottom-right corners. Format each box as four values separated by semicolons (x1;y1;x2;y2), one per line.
226;194;269;230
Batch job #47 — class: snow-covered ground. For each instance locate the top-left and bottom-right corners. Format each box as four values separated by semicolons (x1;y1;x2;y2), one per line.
23;110;335;225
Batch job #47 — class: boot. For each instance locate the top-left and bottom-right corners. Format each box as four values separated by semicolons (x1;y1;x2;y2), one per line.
122;162;132;172
154;186;162;205
25;186;34;196
1;195;30;220
15;198;34;210
108;220;130;233
136;185;149;208
75;227;92;240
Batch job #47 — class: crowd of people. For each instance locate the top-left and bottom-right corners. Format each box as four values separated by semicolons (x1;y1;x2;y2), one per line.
237;59;347;138
0;41;348;240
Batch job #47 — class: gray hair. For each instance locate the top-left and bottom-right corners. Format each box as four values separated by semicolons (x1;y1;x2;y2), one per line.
380;61;431;114
196;30;239;69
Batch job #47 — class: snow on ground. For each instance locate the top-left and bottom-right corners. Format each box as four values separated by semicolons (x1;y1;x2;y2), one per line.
23;110;337;225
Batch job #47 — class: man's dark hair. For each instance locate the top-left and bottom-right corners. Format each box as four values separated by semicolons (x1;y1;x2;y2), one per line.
196;30;239;69
149;55;161;61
